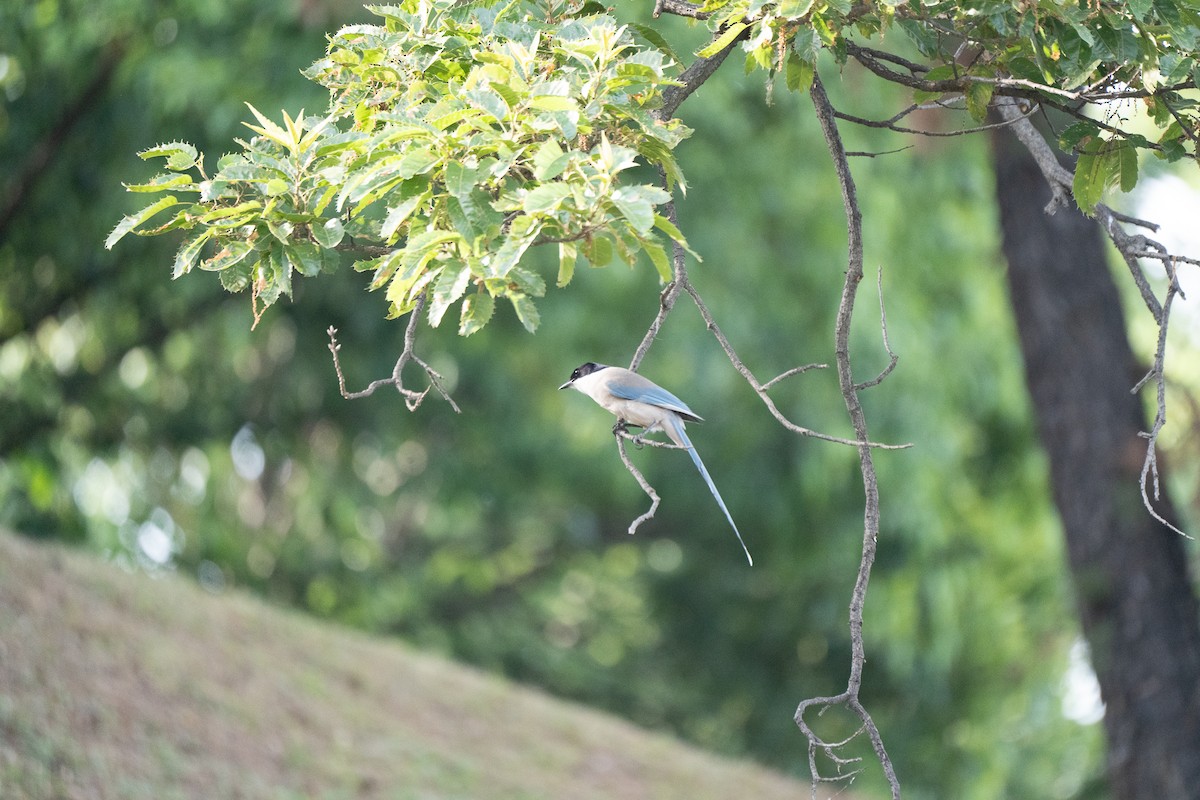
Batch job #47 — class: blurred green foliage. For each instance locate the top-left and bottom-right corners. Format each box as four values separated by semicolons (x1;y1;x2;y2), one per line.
2;1;1106;797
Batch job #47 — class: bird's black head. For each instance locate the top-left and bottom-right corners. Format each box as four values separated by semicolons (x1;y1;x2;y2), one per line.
559;361;606;389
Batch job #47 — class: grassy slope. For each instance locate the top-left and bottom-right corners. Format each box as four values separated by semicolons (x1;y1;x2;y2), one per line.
0;530;817;800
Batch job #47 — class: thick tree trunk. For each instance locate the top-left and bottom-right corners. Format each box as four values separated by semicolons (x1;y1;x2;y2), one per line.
991;132;1200;798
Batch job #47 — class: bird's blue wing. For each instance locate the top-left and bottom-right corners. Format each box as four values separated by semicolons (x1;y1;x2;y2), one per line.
606;380;702;421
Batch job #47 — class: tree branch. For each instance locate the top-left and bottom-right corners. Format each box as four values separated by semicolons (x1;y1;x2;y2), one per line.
794;72;900;800
326;292;461;412
995;100;1193;539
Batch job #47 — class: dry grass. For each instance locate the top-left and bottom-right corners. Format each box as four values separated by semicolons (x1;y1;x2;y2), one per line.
0;530;820;799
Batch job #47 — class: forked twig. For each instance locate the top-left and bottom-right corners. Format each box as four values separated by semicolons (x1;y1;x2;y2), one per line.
327;292;461;413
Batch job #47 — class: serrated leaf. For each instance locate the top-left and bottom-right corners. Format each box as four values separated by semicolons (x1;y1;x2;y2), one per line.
312;217;346;248
200;201;263;224
139;142;200;171
123;173;195;193
458;292;494;336
172;230;214;278
642;238;671;282
510;267;545;297
381;193;427;241
105;195;181;249
628;23;682;63
697;22;748;59
285;242;323;277
428;264;472;327
243;103;294;151
556;241;577;287
200;240;255;271
611;185;669;235
785;52;814;93
1059;121;1099;151
219;260;253;293
509;293;540;332
652;214;699;260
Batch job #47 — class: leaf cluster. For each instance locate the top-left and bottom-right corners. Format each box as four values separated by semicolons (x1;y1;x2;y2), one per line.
695;0;1200;210
108;0;693;333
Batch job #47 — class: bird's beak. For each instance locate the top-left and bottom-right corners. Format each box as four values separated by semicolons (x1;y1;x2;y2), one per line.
558;380;572;390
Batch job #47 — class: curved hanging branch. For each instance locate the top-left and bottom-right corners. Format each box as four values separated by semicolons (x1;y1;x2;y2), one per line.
793;72;900;800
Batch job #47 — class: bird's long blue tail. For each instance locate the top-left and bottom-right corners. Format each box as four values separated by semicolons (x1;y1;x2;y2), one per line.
669;418;753;565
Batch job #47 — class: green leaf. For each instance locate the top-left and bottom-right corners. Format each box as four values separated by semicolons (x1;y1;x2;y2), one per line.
777;0;817;18
628;23;682;64
105;195;181;249
532;139;570;181
528;94;576;112
785;52;815;93
285;242;324;277
139;142;200;172
642;238;671;282
612;185;669;234
523;183;572;214
965;81;994;122
243;103;295;151
218;262;253;293
583;235;613;267
1116;141;1139;192
556;242;577;288
123;173;195;193
381;194;426;242
264;178;290;196
428;264;472;327
398;148;440;179
653;213;699;260
1059;122;1099;152
509;293;540;332
172;230;214;278
697;22;748;59
200;240;255;272
312;217;346;248
458;292;494;336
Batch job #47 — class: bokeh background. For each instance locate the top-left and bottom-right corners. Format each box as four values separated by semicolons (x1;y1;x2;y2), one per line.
5;2;1199;797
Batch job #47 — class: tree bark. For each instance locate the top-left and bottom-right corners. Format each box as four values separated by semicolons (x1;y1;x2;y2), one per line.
991;131;1200;798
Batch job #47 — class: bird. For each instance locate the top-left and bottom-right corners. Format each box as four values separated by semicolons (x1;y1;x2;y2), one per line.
559;362;752;565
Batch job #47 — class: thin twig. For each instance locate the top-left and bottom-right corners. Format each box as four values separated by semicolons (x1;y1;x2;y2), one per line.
854;266;899;391
1136;259;1193;539
327;292;461;412
615;434;662;535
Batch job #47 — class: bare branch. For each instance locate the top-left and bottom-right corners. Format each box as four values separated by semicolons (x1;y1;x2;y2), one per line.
794;72;900;799
327;292;461;412
652;0;710;19
1136;261;1193;539
614;432;663;536
835;101;1037;138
